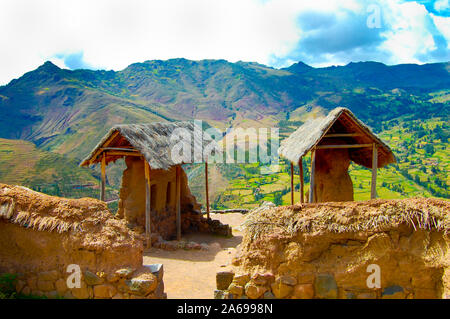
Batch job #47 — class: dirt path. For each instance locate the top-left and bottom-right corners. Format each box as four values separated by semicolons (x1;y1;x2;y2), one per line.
143;213;245;299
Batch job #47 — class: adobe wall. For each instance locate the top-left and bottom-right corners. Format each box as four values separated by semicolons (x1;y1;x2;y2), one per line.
313;148;354;202
117;157;231;240
215;199;449;299
0;184;166;299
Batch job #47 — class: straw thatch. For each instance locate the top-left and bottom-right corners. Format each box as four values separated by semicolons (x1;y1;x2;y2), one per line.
80;121;217;170
0;183;135;238
278;107;396;168
243;198;450;240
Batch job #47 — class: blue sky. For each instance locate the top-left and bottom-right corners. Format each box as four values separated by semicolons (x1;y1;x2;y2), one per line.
0;0;448;84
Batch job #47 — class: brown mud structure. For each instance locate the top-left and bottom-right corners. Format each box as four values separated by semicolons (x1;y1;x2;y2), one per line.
215;199;449;299
0;183;165;299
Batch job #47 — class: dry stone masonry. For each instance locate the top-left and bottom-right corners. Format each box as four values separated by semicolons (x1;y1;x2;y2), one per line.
215;198;449;299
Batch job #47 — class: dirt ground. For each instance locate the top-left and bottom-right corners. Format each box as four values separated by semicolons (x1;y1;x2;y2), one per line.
143;213;246;299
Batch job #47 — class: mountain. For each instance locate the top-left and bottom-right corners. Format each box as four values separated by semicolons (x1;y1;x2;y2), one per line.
0;58;448;203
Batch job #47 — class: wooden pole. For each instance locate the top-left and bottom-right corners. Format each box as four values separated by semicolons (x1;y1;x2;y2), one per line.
144;160;151;248
205;162;210;219
309;149;316;203
176;165;181;240
100;153;106;201
290;162;294;205
299;157;304;204
371;143;378;200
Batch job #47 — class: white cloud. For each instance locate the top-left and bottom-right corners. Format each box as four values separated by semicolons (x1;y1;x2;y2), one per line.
379;1;437;64
434;0;449;12
0;0;447;85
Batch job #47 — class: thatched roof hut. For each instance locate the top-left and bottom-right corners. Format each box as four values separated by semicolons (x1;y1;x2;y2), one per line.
278;107;395;168
80;121;219;246
278;107;396;203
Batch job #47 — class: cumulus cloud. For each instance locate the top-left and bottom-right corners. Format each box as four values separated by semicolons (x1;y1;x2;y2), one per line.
0;0;448;85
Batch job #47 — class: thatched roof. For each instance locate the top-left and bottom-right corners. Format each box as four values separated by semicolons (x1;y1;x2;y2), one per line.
80;121;217;170
243;198;450;239
278;107;396;168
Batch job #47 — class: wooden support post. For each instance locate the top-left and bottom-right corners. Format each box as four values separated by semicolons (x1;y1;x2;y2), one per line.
144;160;151;248
205;161;210;219
299;157;304;204
309;149;316;203
371;143;378;200
290;162;294;205
100;153;106;201
176;165;181;240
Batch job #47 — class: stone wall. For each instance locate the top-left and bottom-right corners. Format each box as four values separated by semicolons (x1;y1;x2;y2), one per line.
0;183;166;299
117;157;231;240
215;199;449;299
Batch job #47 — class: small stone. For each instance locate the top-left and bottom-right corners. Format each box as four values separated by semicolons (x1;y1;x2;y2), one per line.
84;270;104;286
293;284;314;299
37;270;59;282
94;284;117;299
228;283;244;296
314;274;338;299
279;275;297;286
37;280;55;292
233;274;250;286
55;278;68;295
126;273;158;296
115;268;135;279
112;293;123;299
251;273;268;285
245;283;267;299
271;281;293;299
200;243;209;251
216;271;234;290
71;281;90;299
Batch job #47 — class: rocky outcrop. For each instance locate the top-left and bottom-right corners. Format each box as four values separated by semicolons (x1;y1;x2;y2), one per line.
215;198;449;299
0;183;166;299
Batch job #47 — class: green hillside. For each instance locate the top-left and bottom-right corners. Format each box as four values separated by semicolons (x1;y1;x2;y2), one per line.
0;59;448;207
